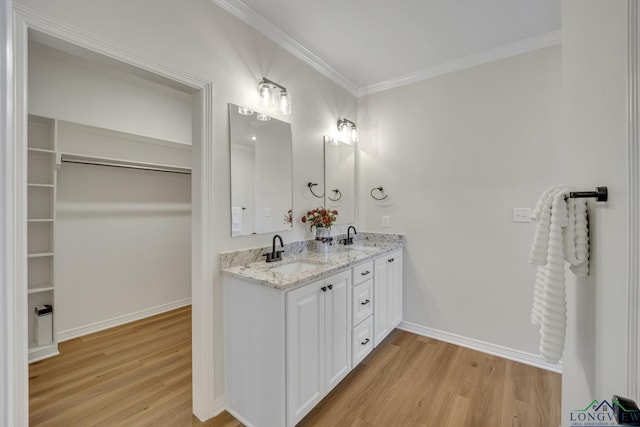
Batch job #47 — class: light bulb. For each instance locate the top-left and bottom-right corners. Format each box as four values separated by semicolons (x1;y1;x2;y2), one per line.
238;106;254;115
256;113;271;121
349;126;358;143
339;122;350;142
279;90;291;115
258;81;273;109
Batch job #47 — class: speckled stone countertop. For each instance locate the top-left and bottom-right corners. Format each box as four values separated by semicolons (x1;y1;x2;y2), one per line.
221;232;405;290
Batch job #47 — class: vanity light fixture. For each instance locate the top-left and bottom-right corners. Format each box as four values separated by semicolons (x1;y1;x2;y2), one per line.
337;118;358;143
258;77;292;115
256;113;271;121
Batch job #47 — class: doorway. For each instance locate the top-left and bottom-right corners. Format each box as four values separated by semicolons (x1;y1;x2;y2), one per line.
12;8;216;423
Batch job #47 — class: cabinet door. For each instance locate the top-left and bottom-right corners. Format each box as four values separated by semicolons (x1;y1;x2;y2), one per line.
324;270;351;392
287;280;325;426
373;258;389;347
387;251;403;329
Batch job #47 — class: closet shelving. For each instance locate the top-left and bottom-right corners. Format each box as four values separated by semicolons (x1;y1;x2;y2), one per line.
27;114;59;362
25;114;192;363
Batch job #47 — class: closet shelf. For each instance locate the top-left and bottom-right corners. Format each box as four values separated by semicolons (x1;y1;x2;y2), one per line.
28;284;54;294
59;152;192;174
27;183;55;188
28;147;56;154
27;252;54;259
28;218;54;223
28;342;58;353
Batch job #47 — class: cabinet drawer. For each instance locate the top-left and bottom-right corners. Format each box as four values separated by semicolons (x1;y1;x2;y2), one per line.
352;279;373;327
352;316;373;366
353;261;373;285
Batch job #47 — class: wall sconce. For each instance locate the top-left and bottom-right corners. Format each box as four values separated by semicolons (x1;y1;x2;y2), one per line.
337;118;358;143
258;77;291;115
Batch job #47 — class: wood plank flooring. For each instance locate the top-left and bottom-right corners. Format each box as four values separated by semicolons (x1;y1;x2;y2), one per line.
29;306;560;427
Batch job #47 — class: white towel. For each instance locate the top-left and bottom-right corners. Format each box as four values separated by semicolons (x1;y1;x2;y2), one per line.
231;206;243;232
529;186;590;364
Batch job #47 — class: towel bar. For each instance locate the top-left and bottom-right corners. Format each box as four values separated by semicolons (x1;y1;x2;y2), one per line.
568;186;608;202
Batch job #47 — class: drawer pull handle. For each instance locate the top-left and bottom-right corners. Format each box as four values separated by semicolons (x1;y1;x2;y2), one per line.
361;299;370;305
321;286;327;292
361;270;370;276
328;284;333;290
361;338;370;345
388;258;394;263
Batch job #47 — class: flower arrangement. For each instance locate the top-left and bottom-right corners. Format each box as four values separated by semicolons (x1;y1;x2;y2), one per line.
283;209;292;225
301;207;338;231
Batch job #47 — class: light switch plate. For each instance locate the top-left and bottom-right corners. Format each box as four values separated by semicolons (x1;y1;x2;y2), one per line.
264;208;271;217
512;208;531;223
382;216;390;227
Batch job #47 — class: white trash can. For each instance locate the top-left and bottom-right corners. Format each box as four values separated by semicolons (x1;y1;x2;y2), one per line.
35;304;53;346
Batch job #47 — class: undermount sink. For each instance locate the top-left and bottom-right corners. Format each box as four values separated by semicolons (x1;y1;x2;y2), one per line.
344;244;376;251
270;261;321;276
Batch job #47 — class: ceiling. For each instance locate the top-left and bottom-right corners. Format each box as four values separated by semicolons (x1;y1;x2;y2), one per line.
213;0;561;95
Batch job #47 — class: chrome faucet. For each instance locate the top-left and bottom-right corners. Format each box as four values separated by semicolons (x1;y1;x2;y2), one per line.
343;226;357;245
264;234;284;262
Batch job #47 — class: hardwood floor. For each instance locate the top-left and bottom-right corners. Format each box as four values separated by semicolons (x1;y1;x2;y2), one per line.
29;307;560;427
29;306;239;427
299;330;561;427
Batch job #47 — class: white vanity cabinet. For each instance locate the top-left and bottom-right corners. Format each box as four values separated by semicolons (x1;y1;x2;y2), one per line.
286;270;351;426
223;247;403;427
224;269;351;427
373;250;403;347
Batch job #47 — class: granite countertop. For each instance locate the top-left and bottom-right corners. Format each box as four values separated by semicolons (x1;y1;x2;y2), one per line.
221;233;404;290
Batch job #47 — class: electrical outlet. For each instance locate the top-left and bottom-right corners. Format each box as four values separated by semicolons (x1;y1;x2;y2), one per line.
382;216;390;227
264;208;271;217
512;208;531;223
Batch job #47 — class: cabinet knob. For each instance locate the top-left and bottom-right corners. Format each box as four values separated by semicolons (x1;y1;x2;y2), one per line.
361;270;370;276
321;286;327;292
361;338;370;346
361;299;370;305
327;284;333;290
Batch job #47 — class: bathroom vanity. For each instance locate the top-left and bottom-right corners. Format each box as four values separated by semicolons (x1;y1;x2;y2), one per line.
221;234;404;427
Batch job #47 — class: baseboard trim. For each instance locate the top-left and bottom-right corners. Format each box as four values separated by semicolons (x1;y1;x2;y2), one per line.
225;407;256;427
57;298;192;342
398;321;562;374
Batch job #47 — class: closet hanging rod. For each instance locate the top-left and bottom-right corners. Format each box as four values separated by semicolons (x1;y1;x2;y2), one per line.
568;186;608;202
59;153;192;175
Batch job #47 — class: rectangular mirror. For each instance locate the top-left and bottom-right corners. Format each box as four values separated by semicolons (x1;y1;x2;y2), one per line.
229;103;293;236
324;136;355;225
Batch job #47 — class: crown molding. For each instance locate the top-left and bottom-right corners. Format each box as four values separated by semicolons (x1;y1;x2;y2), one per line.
211;0;359;96
358;30;562;96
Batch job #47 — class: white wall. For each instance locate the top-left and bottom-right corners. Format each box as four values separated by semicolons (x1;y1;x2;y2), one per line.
29;42;193;144
357;46;563;359
16;0;358;404
561;1;629;424
55;162;191;337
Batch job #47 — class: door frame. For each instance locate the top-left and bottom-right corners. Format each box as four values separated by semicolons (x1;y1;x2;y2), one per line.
629;0;640;402
9;5;218;422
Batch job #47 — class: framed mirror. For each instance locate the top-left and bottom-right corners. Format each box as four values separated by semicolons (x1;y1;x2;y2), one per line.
229;103;293;236
324;136;355;225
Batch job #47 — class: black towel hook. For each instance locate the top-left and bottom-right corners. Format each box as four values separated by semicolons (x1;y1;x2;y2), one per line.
307;182;324;198
328;189;342;202
370;186;388;201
